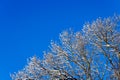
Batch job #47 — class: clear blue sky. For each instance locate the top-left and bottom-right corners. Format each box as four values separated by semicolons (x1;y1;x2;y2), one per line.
0;0;120;80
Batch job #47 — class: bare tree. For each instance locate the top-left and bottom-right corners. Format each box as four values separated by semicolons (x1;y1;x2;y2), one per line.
83;15;120;79
11;15;120;80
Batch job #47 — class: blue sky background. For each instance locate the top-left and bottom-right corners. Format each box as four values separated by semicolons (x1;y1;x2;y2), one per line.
0;0;120;80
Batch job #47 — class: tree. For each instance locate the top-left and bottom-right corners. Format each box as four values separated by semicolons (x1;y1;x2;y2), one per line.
11;15;120;80
83;16;120;79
